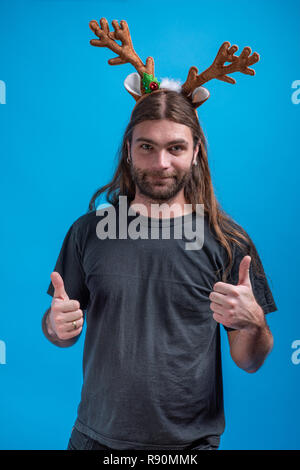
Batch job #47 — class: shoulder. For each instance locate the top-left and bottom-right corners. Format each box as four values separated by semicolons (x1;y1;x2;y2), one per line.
203;211;249;249
72;209;98;229
206;212;256;269
72;205;118;241
73;204;117;228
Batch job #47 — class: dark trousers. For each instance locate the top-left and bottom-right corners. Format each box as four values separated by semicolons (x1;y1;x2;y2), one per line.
67;426;218;450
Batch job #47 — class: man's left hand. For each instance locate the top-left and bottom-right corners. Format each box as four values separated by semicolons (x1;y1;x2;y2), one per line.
209;255;265;331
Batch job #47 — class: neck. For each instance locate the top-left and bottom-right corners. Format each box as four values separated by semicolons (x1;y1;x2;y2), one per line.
129;190;193;219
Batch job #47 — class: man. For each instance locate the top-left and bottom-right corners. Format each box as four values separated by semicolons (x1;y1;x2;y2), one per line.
42;89;277;450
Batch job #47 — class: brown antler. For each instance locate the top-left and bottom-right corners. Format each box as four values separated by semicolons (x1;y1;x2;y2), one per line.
181;41;260;97
89;18;155;85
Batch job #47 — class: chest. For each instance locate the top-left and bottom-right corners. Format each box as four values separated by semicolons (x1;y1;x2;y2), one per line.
82;236;223;311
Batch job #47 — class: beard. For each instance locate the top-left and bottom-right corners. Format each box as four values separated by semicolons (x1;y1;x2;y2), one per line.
129;159;193;203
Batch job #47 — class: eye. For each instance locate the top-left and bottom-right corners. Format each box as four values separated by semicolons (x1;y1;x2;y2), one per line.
139;144;185;152
140;144;152;151
170;145;184;152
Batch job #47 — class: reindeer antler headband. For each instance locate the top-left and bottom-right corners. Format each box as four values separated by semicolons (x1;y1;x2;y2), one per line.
89;18;260;113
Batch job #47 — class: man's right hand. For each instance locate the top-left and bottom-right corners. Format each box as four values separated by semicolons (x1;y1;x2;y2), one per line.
47;271;84;340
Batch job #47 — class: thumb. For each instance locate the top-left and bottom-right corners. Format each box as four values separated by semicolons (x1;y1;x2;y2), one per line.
51;271;69;301
237;255;252;288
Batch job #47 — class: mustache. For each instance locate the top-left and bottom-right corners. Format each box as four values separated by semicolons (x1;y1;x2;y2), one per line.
144;172;176;178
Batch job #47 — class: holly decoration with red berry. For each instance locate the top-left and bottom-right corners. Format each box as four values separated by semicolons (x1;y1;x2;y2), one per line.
142;72;161;94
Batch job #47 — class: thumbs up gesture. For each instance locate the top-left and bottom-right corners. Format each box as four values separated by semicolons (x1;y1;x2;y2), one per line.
209;256;265;330
48;271;84;340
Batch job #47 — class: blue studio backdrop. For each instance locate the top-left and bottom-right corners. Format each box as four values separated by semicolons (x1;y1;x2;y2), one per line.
0;0;299;450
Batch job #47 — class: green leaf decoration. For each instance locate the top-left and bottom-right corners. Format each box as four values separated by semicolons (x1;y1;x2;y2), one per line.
142;73;161;93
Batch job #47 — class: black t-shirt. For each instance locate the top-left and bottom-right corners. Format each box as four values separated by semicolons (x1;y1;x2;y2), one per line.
46;200;277;450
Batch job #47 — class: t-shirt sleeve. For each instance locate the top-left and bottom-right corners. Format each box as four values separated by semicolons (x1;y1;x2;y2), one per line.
223;241;278;332
46;221;90;311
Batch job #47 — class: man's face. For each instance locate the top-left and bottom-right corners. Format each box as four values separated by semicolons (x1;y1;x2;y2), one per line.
127;119;199;202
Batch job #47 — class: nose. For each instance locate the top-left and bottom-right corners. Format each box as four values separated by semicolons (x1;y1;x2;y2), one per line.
151;149;171;170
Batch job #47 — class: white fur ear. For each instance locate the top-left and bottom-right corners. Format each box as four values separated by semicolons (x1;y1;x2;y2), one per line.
123;73;210;107
159;77;183;92
124;72;142;96
191;86;210;107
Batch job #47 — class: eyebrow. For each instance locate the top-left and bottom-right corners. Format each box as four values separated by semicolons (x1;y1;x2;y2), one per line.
134;137;189;146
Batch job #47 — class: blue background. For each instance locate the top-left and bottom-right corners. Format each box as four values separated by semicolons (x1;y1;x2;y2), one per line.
0;0;299;450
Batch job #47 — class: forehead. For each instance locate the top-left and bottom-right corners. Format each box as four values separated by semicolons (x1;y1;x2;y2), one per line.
132;119;193;143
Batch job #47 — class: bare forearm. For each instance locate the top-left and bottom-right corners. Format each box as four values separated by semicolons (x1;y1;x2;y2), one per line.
41;308;78;348
230;317;274;373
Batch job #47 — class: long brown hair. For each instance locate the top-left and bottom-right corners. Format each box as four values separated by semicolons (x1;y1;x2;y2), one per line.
87;89;266;282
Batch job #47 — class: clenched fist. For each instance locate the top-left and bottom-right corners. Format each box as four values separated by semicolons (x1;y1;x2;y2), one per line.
47;271;84;340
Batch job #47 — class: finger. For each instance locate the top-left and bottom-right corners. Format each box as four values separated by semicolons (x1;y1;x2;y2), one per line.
210;302;225;315
212;312;233;329
213;281;238;296
59;309;83;323
212;312;225;324
58;325;83;340
68;325;83;337
65;316;84;333
59;299;80;313
237;255;252;287
51;272;69;301
209;291;232;306
53;298;80;313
